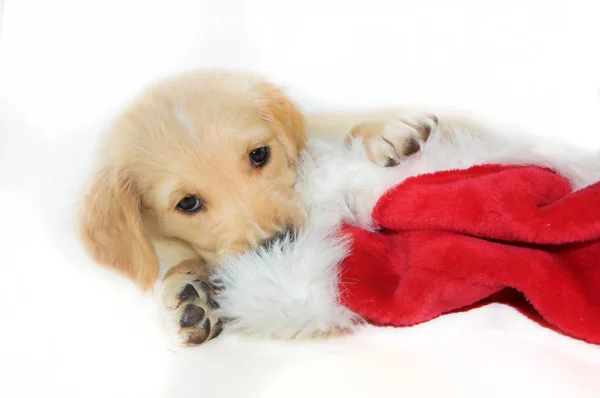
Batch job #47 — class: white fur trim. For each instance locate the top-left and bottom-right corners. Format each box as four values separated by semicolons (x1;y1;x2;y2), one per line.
212;120;600;339
212;214;361;338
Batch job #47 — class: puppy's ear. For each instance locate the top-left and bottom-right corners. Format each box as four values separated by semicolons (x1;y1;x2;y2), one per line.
254;83;306;164
78;167;159;290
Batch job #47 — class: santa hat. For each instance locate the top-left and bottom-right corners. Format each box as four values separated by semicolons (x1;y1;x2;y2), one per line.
213;126;600;344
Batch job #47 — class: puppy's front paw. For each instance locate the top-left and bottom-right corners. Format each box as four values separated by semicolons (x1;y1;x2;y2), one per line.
347;114;439;167
161;260;223;346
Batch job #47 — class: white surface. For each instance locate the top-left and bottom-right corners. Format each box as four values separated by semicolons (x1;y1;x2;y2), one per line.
1;1;600;397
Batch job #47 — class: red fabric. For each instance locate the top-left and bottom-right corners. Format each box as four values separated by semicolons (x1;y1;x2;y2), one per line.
338;164;600;344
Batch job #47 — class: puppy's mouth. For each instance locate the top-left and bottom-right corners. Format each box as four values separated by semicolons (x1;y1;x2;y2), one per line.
257;227;297;250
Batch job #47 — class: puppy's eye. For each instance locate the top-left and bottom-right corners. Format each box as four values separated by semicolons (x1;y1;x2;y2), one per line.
176;195;203;213
249;146;269;168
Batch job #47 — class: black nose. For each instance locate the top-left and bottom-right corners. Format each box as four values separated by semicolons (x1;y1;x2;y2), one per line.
259;228;296;250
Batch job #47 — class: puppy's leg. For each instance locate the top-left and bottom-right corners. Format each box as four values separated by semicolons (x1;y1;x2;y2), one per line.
160;259;223;346
347;111;600;189
347;114;440;167
307;108;491;167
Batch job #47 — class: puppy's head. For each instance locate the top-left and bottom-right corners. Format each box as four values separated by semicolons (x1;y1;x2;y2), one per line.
78;71;307;290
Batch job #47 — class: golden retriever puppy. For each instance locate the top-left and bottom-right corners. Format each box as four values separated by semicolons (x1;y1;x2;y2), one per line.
78;70;439;345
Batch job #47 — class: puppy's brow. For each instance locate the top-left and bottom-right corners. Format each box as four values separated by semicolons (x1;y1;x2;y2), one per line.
157;179;179;207
250;139;270;150
239;126;270;142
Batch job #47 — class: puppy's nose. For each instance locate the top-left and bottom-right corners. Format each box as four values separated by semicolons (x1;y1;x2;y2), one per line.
259;228;296;250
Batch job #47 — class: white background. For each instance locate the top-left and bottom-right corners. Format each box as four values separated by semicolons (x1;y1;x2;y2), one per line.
1;1;600;397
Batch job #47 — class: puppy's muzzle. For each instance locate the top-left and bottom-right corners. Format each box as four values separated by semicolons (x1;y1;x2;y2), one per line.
259;228;296;250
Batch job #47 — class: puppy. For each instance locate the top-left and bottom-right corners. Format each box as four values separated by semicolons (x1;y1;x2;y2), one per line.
76;70;495;345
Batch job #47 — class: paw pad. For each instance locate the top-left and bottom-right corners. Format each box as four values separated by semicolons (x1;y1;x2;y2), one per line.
180;304;206;328
164;277;225;346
